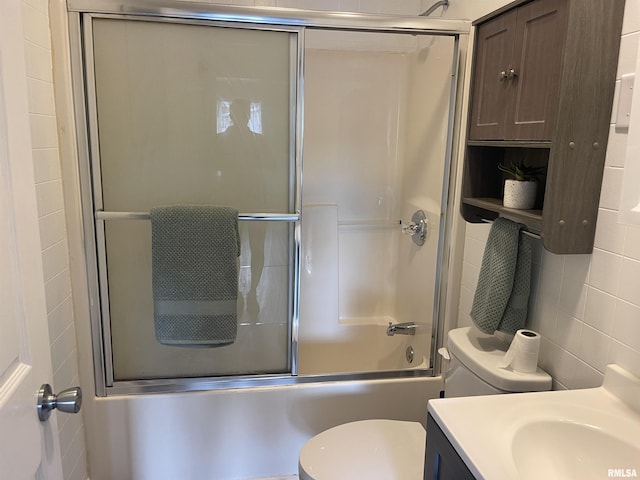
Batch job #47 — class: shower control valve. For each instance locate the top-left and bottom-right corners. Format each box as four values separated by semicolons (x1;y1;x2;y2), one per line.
401;210;428;246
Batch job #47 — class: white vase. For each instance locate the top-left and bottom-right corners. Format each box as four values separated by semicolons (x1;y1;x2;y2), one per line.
503;180;537;210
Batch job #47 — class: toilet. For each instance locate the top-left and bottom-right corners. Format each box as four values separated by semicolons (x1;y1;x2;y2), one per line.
298;326;552;480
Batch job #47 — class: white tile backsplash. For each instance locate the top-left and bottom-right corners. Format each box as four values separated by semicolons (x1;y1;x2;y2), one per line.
583;287;617;335
563;254;591;283
28;114;58;149
599;166;624;210
22;3;51;49
594;208;627;253
35;180;64;217
617;31;640;78
618;257;640;306
589;249;622;296
608;339;640;379
613;299;640;351
48;298;75;342
558;279;587;320
43;269;72;313
624;225;640;260
27;78;55;115
554;312;582;356
41;240;69;282
32;148;61;183
605;125;628;167
578;324;611;372
24;42;53;81
460;261;480;290
623;0;640;35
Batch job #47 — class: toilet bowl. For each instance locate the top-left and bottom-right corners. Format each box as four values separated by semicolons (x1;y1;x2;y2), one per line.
298;326;552;479
298;419;426;480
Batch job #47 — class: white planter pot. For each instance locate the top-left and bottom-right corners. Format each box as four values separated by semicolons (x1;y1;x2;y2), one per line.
503;180;537;210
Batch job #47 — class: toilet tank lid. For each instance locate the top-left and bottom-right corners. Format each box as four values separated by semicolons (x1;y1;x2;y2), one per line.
447;327;552;392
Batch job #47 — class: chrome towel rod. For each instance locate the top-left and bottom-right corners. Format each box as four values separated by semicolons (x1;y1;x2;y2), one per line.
95;211;300;222
480;218;541;240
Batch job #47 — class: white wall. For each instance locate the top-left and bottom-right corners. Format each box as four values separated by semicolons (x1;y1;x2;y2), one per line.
21;1;87;479
456;1;640;389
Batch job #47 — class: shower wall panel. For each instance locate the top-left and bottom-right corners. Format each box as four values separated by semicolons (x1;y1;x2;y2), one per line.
303;45;408;326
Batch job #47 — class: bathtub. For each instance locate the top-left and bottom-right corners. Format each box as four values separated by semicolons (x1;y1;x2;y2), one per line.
297;322;431;374
87;373;442;480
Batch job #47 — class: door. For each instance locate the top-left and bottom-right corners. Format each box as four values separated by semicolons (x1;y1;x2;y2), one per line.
0;1;63;478
81;16;298;388
507;0;568;140
468;9;517;140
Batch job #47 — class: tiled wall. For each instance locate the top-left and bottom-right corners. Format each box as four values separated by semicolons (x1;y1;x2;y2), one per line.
457;1;640;389
21;1;88;479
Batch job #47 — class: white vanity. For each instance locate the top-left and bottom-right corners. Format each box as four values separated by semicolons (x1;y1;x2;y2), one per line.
425;364;640;479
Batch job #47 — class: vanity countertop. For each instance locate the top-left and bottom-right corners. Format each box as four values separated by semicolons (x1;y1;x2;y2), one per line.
427;364;640;480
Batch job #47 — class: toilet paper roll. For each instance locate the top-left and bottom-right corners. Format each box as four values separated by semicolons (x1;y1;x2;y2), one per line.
498;329;541;374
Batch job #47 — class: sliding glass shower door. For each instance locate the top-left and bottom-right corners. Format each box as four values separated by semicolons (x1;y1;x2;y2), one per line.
87;17;299;381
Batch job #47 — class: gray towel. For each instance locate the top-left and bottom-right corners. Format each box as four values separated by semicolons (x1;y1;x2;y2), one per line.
470;217;532;334
150;205;240;347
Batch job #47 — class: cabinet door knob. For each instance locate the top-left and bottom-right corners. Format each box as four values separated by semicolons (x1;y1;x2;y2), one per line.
499;68;517;81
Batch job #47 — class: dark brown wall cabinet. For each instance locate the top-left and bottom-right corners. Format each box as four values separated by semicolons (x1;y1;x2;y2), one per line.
462;0;625;254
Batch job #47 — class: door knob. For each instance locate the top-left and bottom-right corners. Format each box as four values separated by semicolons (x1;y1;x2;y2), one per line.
37;384;82;422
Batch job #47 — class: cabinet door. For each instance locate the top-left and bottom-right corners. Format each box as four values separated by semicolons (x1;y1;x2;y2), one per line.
506;0;568;140
468;9;517;140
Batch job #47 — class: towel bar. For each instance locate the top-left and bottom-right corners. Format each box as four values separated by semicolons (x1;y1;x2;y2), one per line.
95;211;300;222
480;218;541;240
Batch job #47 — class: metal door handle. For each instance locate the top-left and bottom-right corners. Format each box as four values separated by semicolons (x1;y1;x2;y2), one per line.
37;384;82;422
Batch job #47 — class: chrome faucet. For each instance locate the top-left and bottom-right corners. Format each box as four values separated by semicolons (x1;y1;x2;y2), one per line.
386;322;417;336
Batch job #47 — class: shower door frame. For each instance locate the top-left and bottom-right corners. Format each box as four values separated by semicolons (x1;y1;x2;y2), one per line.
67;0;470;396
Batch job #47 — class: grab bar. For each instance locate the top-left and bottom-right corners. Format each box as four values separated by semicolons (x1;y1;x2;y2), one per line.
94;211;300;222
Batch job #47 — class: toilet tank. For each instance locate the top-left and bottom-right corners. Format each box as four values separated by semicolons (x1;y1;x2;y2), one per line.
444;326;551;398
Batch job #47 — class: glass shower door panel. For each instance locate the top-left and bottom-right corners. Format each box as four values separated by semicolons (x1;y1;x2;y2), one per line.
91;18;294;380
299;31;455;374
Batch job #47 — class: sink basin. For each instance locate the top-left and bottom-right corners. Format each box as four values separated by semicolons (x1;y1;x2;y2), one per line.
428;364;640;479
512;420;640;480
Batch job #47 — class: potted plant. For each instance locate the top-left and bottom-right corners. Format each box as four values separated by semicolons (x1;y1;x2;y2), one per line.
498;161;545;210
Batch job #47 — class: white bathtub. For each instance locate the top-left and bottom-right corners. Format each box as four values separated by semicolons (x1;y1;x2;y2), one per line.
298;322;431;374
87;374;442;480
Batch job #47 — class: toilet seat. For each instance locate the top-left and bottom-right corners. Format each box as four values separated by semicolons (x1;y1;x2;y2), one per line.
298;419;426;480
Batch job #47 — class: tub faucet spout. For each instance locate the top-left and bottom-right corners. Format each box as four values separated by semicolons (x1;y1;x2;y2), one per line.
386;322;416;336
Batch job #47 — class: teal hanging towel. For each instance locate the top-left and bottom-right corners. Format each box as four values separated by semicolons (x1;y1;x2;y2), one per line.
150;205;240;347
470;217;532;335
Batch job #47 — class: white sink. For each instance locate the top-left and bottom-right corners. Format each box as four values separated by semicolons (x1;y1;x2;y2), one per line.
428;365;640;479
512;420;640;480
